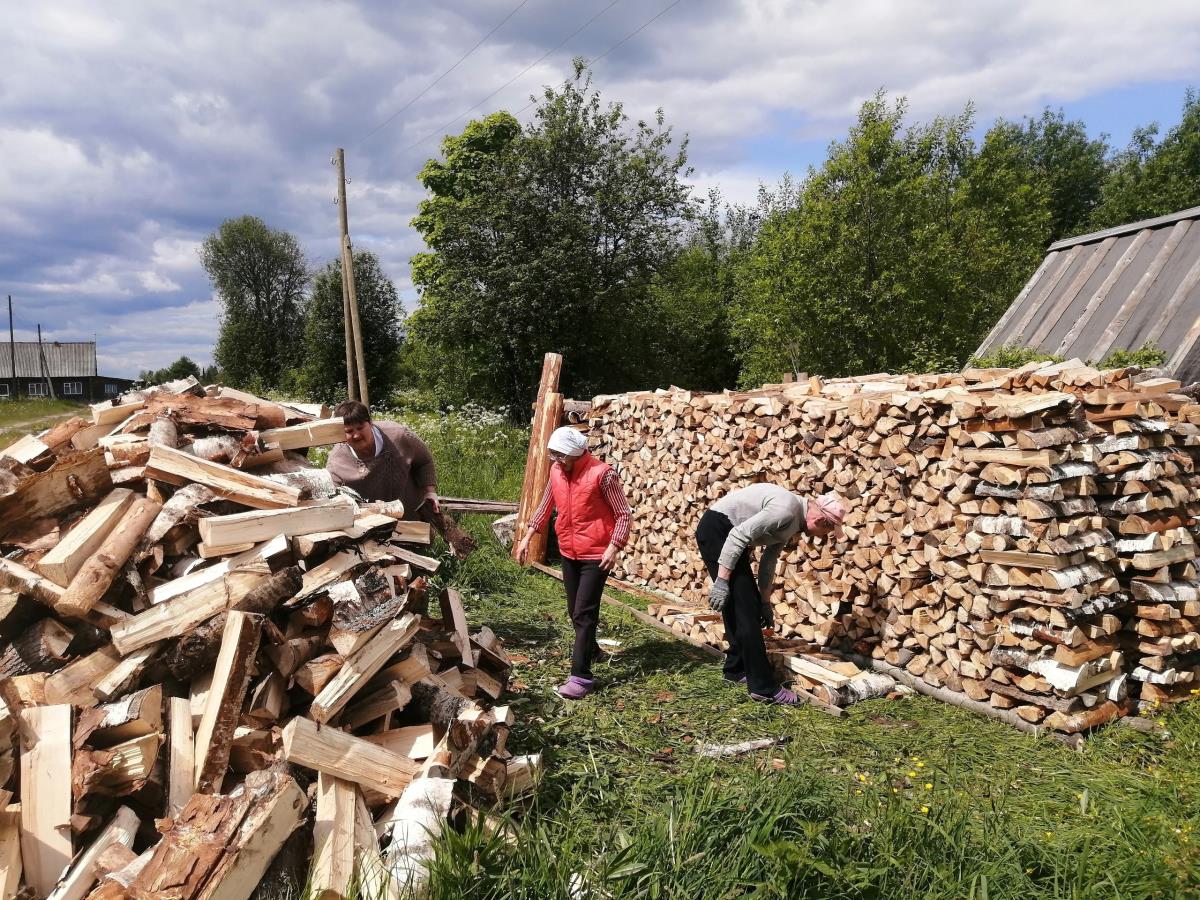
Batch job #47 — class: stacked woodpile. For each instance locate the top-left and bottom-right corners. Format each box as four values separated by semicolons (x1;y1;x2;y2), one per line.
587;360;1200;732
0;379;532;899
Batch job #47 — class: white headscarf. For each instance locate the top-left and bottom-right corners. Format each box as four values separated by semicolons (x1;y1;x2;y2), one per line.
547;426;588;457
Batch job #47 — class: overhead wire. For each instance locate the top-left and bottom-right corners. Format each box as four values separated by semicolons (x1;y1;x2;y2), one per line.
394;0;625;155
357;0;533;147
510;0;687;119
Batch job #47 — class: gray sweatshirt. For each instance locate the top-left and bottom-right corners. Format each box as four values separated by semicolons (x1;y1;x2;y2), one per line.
711;484;806;593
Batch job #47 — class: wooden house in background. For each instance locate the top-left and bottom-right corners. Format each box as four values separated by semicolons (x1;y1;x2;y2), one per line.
0;340;135;401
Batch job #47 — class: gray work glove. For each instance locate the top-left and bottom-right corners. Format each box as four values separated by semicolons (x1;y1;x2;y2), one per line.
708;577;731;612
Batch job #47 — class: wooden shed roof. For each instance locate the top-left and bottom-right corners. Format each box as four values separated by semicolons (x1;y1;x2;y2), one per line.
0;341;98;379
974;205;1200;382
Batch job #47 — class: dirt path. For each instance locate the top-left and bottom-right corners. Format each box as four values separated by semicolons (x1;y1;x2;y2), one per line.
3;411;76;432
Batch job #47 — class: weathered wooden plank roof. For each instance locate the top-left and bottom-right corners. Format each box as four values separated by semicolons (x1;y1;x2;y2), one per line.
975;205;1200;383
0;341;98;378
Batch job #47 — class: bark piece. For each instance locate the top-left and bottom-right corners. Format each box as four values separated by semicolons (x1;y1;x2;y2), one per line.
37;488;135;587
0;617;73;676
47;805;138;900
125;768;305;900
56;497;162;619
74;684;164;749
0;449;112;541
194;611;263;794
311;613;421;724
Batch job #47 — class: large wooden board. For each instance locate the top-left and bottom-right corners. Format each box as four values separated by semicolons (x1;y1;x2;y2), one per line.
198;499;355;548
37;488;135;587
144;445;301;510
20;705;72;897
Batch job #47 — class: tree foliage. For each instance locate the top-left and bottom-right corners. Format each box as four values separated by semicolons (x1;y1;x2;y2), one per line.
297;251;404;404
730;94;1050;385
1091;90;1200;228
138;355;218;386
407;62;695;409
202;216;309;392
980;109;1109;240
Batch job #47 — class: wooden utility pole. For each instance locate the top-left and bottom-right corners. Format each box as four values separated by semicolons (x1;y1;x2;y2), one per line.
7;296;16;399
36;324;55;400
334;148;369;406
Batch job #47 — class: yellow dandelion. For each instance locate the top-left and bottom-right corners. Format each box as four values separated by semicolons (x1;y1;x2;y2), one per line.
924;783;933;790
855;789;863;796
893;788;899;794
1045;831;1053;839
919;806;929;814
857;773;868;782
908;771;918;778
917;761;926;768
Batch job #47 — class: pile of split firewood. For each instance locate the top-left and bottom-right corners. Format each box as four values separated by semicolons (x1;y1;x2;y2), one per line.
0;378;533;899
588;360;1200;733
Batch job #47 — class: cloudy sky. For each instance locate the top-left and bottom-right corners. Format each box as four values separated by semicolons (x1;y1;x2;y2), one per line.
4;0;1199;378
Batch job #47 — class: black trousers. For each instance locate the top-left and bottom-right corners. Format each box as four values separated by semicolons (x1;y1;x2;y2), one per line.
695;509;778;697
561;556;607;678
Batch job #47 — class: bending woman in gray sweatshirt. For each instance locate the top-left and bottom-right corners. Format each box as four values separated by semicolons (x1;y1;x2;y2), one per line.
695;484;844;705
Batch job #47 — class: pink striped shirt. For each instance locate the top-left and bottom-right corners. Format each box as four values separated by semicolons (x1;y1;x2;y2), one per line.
528;468;631;548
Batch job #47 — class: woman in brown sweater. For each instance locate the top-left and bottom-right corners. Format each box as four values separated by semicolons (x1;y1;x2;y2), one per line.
326;401;438;520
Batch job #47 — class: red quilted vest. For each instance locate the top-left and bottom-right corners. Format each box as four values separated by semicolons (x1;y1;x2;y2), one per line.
551;452;616;560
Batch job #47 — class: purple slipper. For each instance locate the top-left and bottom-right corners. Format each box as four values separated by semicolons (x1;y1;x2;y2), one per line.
557;675;595;700
750;687;801;706
724;673;748;685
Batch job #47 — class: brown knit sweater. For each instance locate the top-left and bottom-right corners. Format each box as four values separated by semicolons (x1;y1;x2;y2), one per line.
326;422;436;521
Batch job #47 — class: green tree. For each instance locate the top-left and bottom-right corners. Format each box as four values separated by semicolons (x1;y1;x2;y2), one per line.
297;251;404;404
201;216;309;391
1092;89;1200;227
138;355;202;385
731;93;1050;384
981;109;1108;240
407;62;695;410
651;183;799;390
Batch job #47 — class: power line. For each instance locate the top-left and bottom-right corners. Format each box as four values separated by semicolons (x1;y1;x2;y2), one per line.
395;0;624;156
511;0;687;119
358;0;532;146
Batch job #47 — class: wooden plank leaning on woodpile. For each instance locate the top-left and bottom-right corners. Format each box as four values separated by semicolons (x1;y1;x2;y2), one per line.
576;358;1200;734
0;377;532;898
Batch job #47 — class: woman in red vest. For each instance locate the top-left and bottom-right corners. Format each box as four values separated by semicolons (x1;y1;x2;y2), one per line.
516;427;631;699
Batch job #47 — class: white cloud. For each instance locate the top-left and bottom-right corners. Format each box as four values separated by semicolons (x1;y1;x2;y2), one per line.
137;271;182;292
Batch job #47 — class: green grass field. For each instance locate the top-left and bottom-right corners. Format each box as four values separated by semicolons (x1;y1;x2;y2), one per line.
398;411;1200;899
0;397;82;447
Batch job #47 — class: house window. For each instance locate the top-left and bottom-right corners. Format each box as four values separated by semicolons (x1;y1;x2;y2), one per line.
104;383;120;396
0;384;9;398
62;381;83;396
28;382;47;397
